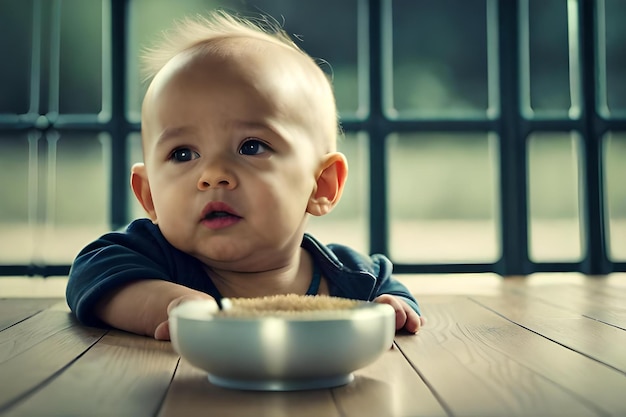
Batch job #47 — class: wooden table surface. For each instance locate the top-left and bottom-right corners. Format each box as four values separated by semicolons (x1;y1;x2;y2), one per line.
1;274;625;417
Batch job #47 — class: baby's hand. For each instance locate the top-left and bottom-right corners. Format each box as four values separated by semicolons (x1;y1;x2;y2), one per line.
374;294;425;334
154;294;214;340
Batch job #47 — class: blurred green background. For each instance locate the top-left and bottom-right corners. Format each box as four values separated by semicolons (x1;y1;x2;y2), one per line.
0;0;624;266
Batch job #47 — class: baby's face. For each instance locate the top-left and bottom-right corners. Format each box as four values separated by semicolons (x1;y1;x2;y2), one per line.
138;40;335;271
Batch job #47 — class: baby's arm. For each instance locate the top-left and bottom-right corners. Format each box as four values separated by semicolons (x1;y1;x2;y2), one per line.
94;279;213;340
374;294;426;333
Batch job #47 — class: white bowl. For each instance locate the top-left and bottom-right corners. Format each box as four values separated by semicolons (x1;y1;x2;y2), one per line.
169;296;395;391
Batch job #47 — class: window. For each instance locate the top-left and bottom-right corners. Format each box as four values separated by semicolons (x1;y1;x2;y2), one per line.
1;0;624;276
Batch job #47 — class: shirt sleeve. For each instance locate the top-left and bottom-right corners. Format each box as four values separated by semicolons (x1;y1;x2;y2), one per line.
370;254;421;316
66;228;170;327
65;220;216;327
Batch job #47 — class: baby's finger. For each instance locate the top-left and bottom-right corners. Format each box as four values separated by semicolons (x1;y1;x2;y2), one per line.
374;294;407;330
167;294;212;314
393;302;409;330
154;320;170;340
403;308;421;333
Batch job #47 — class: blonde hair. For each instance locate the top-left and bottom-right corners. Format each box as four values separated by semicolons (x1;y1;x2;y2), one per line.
141;10;309;83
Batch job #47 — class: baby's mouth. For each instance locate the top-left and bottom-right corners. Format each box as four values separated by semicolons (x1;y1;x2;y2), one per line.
200;202;242;229
204;211;240;220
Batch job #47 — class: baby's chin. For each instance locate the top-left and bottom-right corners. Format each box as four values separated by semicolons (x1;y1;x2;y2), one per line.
187;243;268;271
186;242;248;263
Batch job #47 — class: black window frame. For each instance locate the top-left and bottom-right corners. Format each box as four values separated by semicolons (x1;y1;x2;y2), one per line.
1;0;624;277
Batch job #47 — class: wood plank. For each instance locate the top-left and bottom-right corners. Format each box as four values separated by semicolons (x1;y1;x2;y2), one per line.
0;316;104;412
510;282;626;330
2;330;179;417
565;280;626;320
1;276;624;417
331;343;447;417
0;298;63;331
396;295;624;417
159;358;341;417
473;289;626;373
0;303;82;364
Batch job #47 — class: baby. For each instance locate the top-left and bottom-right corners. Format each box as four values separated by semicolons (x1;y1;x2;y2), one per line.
66;11;424;340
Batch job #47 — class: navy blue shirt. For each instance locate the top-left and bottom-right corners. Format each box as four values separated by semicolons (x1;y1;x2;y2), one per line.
67;219;420;327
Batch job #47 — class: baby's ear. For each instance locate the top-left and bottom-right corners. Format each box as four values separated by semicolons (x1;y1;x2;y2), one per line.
307;152;348;217
130;163;157;223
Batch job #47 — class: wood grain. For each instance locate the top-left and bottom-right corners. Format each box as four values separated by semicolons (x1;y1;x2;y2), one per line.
331;343;447;417
159;358;341;417
396;296;615;417
0;304;104;412
1;276;625;417
473;289;626;373
509;280;626;330
0;298;63;331
469;293;626;416
2;330;178;417
0;303;85;365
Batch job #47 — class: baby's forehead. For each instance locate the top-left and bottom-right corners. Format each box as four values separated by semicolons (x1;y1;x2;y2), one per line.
142;36;337;152
150;36;317;97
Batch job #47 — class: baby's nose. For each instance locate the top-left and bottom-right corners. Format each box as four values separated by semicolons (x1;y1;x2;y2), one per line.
197;164;236;190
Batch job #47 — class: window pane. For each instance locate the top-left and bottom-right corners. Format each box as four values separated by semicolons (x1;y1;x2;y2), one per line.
388;0;490;118
527;132;583;261
387;133;499;262
57;0;104;115
0;134;33;263
42;133;110;264
523;0;572;117
306;133;369;254
604;132;626;260
127;0;359;120
0;1;32;115
603;0;626;114
0;132;109;264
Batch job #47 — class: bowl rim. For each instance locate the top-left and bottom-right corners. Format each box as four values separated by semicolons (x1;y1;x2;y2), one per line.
169;298;395;323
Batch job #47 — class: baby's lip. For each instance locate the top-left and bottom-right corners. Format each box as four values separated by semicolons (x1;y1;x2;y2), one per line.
200;201;242;221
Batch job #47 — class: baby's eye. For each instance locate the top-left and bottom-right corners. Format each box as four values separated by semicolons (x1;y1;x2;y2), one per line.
169;148;200;162
239;139;270;156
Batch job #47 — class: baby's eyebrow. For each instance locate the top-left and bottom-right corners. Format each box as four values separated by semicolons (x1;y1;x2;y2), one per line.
232;120;272;131
156;126;195;146
232;120;289;143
